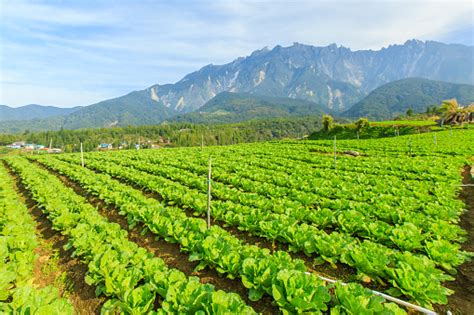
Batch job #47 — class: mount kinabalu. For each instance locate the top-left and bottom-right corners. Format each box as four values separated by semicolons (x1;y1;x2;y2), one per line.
145;39;473;113
1;39;473;132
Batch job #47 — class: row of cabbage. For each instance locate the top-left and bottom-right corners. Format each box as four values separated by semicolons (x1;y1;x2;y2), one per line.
33;155;407;314
5;157;255;314
125;133;466;176
0;163;74;314
285;128;474;157
47;154;462;308
76;153;466;264
98;150;464;235
223;143;462;181
185;136;463;180
90;148;460;209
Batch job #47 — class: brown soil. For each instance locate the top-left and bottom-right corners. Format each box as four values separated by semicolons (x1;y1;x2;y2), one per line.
3;161;104;314
308;150;367;157
34;160;278;314
436;165;474;315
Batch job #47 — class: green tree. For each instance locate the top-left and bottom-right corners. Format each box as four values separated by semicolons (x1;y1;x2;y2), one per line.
406;108;414;116
355;118;369;132
322;115;334;132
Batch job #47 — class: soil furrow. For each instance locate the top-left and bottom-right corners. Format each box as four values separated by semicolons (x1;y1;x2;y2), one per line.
33;159;278;314
3;160;104;315
435;165;474;315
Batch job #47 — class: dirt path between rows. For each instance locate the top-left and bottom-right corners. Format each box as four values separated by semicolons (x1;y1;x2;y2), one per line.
436;165;474;315
33;159;279;314
34;157;473;313
4;161;104;314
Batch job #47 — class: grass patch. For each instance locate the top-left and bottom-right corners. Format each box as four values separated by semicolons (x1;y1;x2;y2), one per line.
370;120;437;127
41;251;61;275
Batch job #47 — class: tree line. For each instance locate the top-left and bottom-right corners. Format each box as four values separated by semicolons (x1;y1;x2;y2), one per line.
0;117;321;152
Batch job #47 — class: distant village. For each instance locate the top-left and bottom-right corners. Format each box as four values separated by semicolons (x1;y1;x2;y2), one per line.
6;138;170;153
7;141;63;153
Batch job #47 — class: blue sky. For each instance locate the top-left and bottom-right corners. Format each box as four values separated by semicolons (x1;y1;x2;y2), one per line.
1;0;473;108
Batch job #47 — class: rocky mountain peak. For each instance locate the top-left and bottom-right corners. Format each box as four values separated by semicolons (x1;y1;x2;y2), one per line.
140;40;474;114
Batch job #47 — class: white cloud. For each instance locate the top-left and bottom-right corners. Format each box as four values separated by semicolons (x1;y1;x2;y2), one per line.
0;81;115;107
1;0;118;26
0;0;472;107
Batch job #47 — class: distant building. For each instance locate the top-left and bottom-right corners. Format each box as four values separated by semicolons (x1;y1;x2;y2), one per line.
98;143;113;150
7;142;48;150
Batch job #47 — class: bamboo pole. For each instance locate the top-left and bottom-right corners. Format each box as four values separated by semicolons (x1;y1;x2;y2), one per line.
80;142;84;167
311;273;437;315
207;156;212;229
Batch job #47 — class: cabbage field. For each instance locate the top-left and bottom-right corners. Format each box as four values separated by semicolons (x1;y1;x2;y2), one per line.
1;129;473;314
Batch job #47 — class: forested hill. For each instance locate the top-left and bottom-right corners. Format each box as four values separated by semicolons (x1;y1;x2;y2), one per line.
169;92;327;124
343;78;474;120
0;104;81;122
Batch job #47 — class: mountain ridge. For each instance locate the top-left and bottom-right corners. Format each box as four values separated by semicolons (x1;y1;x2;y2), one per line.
145;39;473;113
0;104;82;122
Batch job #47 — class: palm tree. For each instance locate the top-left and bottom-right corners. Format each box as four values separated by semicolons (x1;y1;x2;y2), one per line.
440;99;474;125
440;99;459;114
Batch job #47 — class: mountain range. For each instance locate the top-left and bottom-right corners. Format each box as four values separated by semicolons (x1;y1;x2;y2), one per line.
0;104;82;122
1;39;473;133
146;39;472;113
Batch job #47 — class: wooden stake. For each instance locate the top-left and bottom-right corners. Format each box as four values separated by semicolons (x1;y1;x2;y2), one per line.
207;156;212;229
201;134;204;150
80;142;84;167
434;133;437;145
333;135;337;171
